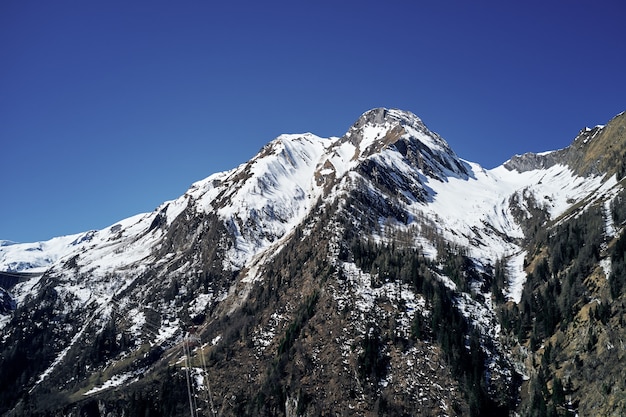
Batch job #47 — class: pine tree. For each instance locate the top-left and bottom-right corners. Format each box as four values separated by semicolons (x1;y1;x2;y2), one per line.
552;377;565;407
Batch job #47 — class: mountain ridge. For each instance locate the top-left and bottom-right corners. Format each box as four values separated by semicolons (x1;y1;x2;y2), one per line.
1;108;625;417
504;110;626;177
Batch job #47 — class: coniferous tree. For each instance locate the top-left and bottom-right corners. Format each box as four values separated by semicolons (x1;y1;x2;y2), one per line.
552;376;565;407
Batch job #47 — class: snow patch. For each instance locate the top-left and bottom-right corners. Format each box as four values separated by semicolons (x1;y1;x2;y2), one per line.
83;372;133;396
505;251;527;303
600;258;612;279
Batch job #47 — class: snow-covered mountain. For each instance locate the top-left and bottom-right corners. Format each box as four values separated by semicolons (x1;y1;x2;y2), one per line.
1;108;625;417
2;108;599;274
0;233;97;273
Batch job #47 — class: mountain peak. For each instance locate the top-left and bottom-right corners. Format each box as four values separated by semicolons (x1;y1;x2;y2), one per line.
348;108;425;134
340;108;434;154
342;108;470;180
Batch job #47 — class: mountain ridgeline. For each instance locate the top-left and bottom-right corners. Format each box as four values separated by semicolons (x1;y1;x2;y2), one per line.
1;108;625;417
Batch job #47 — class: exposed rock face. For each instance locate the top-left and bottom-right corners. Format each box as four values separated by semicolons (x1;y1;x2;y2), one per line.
505;111;626;178
503;150;562;172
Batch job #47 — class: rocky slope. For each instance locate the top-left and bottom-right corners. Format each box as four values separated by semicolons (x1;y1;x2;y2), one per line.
1;108;625;417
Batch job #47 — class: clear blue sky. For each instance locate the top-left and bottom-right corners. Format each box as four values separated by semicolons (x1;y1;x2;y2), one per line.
1;0;625;243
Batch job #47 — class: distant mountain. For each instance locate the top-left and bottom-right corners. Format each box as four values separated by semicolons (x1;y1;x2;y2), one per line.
1;108;625;417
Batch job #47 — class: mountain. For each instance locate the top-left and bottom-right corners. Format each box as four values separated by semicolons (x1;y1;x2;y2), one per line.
1;108;625;417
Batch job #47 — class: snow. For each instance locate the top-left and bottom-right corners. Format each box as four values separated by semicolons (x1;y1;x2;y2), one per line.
422;161;525;245
337;261;425;334
207;133;332;269
152;317;180;346
404;124;447;154
377;157;615;303
128;308;146;337
0;233;89;272
359;123;395;151
505;251;528;303
83;372;133;396
604;199;617;238
602;180;623;237
252;311;286;353
189;292;213;317
600;258;612;279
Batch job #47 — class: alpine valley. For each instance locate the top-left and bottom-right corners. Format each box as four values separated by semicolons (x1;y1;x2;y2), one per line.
1;108;625;417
